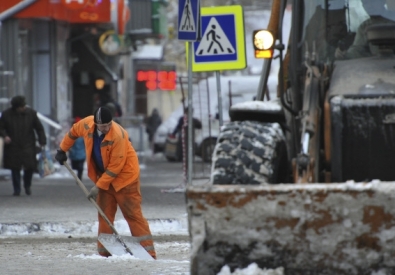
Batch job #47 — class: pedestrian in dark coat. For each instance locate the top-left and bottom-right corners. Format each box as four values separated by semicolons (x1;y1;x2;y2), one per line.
171;107;202;162
0;96;47;196
145;108;162;154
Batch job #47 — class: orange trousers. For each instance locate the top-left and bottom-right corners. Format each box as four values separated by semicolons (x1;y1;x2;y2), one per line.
96;180;156;259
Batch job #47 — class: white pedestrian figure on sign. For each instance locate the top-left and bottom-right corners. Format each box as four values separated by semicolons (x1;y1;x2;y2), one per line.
182;0;193;31
206;24;224;54
195;17;236;56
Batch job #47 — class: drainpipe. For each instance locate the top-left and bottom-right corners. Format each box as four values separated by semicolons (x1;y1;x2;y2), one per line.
0;0;37;21
0;0;37;67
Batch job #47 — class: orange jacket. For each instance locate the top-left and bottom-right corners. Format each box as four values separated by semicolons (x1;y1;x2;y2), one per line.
60;116;139;191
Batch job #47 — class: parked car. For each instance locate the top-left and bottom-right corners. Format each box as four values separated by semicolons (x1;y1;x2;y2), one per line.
153;75;263;162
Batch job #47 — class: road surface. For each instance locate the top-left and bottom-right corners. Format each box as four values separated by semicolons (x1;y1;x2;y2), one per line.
0;155;211;275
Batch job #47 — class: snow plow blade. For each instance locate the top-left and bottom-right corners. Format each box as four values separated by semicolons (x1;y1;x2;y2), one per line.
186;183;395;275
98;234;153;260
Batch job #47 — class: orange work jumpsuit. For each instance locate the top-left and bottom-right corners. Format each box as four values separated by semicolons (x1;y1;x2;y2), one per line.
60;116;156;259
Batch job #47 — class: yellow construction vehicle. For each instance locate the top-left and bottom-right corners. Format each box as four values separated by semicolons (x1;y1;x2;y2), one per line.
187;0;395;274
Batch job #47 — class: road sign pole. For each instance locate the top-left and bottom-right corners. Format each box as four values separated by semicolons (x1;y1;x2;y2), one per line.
187;41;193;187
178;0;200;187
216;71;223;126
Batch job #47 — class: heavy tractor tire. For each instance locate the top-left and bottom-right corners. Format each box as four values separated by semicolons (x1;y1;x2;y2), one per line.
211;121;288;185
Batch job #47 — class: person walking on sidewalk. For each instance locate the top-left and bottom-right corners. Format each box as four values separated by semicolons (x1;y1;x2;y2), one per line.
0;95;46;196
69;117;86;180
145;108;162;156
55;106;156;259
171;107;202;163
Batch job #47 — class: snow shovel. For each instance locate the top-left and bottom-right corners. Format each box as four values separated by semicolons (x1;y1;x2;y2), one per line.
63;162;153;260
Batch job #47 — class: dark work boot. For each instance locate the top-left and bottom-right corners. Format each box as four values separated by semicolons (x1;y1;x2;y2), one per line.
23;169;33;196
11;169;22;196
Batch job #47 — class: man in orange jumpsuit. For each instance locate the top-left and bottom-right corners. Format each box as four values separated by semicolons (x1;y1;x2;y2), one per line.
55;106;156;259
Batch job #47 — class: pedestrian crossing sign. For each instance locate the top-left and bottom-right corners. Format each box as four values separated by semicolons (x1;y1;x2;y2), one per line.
178;0;200;41
187;5;246;72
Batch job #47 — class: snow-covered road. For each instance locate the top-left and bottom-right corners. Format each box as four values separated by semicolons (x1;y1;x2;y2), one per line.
0;236;190;275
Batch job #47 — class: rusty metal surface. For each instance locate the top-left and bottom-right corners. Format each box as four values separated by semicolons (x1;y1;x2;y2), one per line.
187;183;395;275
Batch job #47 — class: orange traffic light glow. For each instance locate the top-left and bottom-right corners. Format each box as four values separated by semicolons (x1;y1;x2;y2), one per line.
255;49;273;58
137;70;176;91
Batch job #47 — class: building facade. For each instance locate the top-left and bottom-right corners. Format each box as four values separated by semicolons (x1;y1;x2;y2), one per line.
0;0;167;149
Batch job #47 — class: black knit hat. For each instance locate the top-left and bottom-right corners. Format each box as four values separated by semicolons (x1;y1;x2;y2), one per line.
11;95;26;109
94;106;113;124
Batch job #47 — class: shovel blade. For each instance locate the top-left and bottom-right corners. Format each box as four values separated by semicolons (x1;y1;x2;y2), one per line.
98;233;153;260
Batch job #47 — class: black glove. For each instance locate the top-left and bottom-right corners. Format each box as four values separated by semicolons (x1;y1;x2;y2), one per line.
87;186;99;200
55;149;67;165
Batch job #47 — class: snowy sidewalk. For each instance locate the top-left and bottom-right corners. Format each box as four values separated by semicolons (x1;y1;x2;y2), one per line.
0;156;191;238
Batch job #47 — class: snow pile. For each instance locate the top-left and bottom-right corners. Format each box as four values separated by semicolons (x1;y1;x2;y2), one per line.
217;263;284;275
0;218;188;237
71;253;135;261
230;99;282;111
69;241;191;262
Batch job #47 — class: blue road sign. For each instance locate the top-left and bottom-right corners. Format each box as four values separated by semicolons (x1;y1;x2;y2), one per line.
178;0;200;41
194;14;237;63
187;6;246;72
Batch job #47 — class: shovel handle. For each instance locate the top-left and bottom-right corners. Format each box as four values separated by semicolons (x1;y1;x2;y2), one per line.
64;162;135;256
63;162;120;235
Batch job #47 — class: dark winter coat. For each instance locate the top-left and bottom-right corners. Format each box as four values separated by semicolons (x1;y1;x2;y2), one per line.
69;137;86;161
146;110;162;142
0;107;46;170
172;115;202;136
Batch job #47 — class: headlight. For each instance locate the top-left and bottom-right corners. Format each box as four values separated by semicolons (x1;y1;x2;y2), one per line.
253;29;274;58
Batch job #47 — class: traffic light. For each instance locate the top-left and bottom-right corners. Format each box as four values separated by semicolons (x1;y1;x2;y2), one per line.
253;29;274;58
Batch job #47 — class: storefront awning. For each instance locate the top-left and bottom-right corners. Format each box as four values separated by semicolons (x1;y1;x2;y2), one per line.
0;0;130;33
0;0;110;23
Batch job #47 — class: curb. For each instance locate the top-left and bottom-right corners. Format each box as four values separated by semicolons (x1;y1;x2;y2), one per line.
0;218;188;238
